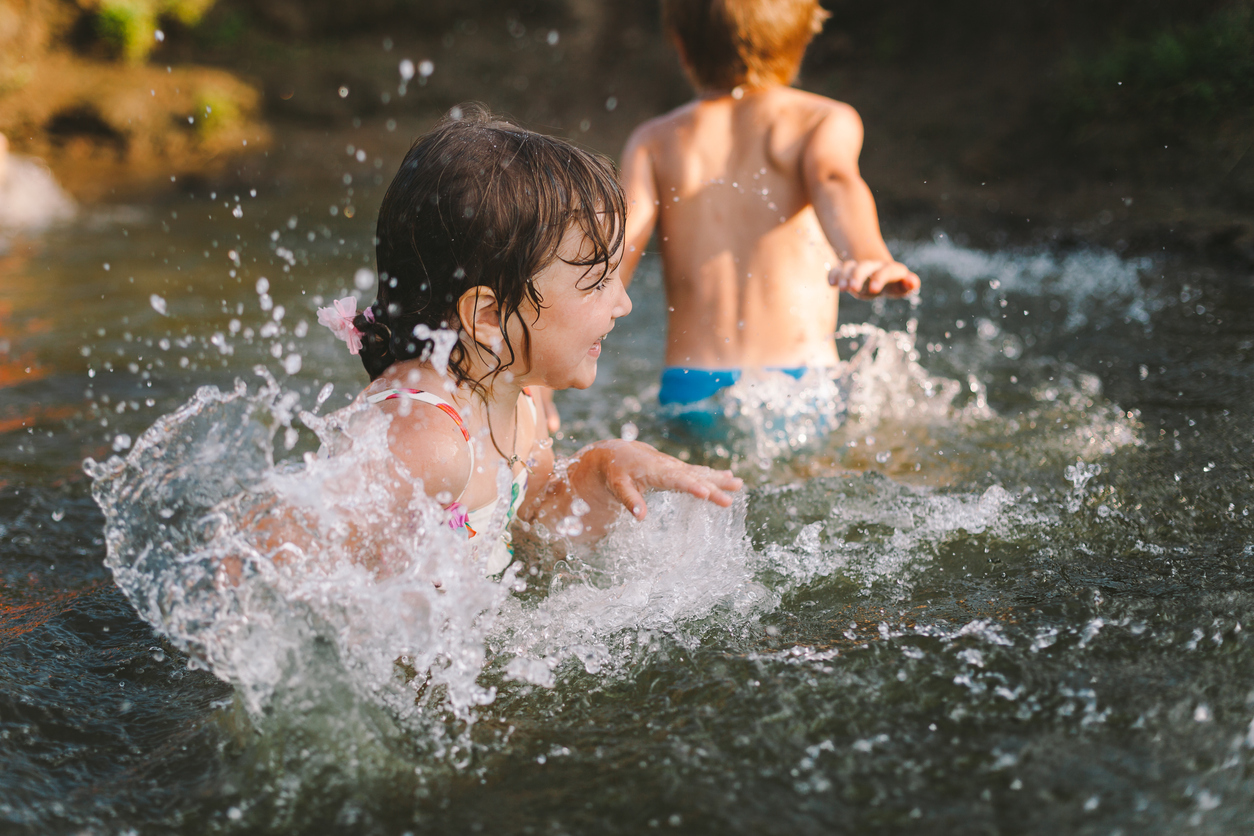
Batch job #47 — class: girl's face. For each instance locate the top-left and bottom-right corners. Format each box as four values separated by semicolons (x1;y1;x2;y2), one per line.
512;225;632;390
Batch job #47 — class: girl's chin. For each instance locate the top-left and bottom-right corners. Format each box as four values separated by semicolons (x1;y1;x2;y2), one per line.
568;362;598;390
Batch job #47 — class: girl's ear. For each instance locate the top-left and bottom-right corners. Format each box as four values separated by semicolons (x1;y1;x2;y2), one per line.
457;286;504;354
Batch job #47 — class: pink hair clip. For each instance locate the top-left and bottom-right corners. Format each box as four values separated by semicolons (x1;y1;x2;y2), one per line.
316;296;374;355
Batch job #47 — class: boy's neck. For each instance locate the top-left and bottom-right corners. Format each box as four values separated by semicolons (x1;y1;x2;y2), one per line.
696;81;783;101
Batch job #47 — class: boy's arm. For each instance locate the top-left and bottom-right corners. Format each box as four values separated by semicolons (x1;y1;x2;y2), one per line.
618;126;660;290
803;105;919;299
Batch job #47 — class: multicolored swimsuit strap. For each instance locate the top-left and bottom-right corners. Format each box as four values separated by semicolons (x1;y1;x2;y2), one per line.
367;386;536;573
365;387;475;480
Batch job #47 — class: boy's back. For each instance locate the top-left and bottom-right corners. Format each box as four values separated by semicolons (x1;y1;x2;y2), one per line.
623;85;856;369
618;0;918;406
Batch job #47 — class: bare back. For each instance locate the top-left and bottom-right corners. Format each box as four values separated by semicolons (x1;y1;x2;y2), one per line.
622;86;862;369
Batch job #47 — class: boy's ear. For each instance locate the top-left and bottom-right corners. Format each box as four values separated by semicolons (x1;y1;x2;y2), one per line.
457;287;504;352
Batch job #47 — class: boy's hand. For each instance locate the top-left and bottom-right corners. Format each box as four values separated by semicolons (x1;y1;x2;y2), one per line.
829;260;920;299
573;440;742;521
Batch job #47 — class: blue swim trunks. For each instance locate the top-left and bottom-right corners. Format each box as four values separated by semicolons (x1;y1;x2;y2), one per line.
658;367;808;406
656;366;845;457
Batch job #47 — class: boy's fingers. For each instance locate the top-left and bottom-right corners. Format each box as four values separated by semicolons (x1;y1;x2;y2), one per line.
884;272;921;297
865;268;888;296
864;263;917;298
828;261;855;288
841;261;884;297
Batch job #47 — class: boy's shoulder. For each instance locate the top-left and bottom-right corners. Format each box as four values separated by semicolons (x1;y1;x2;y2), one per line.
624;99;703;147
761;87;862;136
627;87;860;149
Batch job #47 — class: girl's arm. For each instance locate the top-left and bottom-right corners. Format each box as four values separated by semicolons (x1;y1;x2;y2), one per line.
521;439;742;542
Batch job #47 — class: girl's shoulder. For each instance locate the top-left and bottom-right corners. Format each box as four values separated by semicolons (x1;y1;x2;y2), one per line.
369;385;475;503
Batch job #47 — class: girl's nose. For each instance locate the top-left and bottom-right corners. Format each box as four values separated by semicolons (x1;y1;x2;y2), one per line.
613;281;633;318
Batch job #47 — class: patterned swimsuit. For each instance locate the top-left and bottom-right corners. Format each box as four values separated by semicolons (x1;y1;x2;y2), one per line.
367;387;534;575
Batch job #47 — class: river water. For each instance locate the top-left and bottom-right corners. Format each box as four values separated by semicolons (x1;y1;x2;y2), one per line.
2;126;1253;835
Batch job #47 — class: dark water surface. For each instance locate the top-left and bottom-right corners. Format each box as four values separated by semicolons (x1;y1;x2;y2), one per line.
2;127;1254;835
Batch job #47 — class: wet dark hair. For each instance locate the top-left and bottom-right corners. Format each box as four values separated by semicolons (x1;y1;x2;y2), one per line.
357;104;626;392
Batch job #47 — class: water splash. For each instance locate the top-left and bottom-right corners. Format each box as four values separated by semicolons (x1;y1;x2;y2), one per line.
654;323;963;471
85;374;512;740
896;236;1160;331
496;493;774;682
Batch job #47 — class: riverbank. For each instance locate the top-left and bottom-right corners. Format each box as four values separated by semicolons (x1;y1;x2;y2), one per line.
6;0;1251;263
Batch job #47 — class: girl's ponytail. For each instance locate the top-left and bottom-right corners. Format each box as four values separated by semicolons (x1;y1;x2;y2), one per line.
354;305;395;380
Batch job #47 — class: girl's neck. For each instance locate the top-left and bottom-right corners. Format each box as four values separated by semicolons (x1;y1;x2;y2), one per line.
381;359;524;423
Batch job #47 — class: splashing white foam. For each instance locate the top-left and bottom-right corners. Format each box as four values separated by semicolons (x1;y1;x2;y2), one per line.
86;375;512;731
496;493;773;680
895;237;1158;331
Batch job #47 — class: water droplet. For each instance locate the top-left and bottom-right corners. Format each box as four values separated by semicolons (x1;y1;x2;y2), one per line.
620;422;639;442
556;516;584;537
149;294;168;315
354;267;375;291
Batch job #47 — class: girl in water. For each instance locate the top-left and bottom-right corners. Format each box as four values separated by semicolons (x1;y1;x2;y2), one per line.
317;106;741;576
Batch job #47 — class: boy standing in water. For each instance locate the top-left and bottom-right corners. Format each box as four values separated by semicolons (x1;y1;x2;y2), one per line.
619;0;919;410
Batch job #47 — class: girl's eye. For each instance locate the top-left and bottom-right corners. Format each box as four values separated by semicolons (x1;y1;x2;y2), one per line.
593;275;613;291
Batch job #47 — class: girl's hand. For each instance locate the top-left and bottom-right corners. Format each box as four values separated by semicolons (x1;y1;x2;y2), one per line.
828;259;920;299
572;440;742;521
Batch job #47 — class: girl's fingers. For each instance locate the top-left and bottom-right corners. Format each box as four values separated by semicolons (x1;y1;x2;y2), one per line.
650;466;741;507
592;445;744;525
607;471;648;520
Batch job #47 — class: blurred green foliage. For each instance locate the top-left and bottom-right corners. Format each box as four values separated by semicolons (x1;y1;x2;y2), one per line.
96;0;218;64
192;86;241;137
1064;1;1254;124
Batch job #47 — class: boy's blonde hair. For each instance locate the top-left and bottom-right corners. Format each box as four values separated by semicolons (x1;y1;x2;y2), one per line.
662;0;829;92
